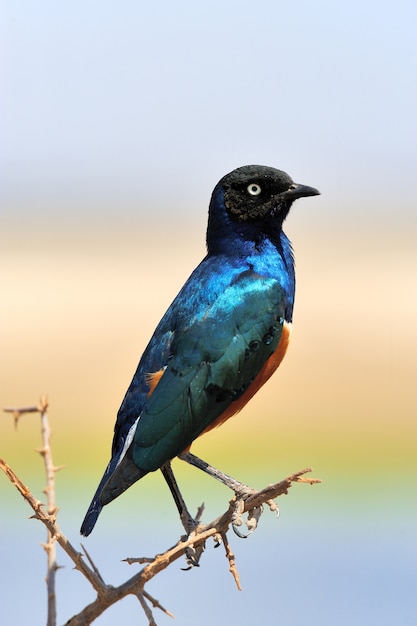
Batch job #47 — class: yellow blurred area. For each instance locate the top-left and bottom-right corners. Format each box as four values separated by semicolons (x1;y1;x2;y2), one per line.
2;214;416;495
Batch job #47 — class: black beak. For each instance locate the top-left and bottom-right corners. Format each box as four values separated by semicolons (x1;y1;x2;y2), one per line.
282;183;320;200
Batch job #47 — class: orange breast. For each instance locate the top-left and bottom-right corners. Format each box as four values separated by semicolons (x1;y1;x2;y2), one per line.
201;320;292;435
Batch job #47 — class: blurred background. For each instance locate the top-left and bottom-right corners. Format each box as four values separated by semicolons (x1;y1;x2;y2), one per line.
1;1;416;624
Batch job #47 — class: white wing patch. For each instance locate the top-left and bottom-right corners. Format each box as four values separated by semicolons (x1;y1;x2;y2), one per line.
115;416;140;469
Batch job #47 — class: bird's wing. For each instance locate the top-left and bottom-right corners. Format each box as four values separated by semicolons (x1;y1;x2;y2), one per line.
79;327;175;536
100;269;288;505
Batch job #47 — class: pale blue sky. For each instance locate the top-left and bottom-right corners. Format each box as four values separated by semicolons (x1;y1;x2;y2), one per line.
2;0;417;218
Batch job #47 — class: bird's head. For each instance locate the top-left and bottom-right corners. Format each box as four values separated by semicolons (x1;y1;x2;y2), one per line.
221;164;320;223
207;165;320;252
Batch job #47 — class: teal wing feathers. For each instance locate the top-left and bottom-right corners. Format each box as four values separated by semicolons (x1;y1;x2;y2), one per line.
100;270;286;504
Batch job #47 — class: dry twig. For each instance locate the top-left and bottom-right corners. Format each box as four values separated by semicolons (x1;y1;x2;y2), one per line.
2;399;321;625
4;397;62;626
1;455;319;624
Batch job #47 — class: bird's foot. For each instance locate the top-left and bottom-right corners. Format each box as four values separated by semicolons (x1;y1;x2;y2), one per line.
180;503;206;569
178;452;280;538
182;528;205;569
231;486;280;538
231;484;260;538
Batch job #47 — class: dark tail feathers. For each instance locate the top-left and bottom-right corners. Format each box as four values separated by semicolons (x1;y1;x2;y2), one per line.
80;498;103;536
80;454;147;536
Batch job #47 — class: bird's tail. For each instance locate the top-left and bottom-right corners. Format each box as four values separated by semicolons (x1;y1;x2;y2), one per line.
80;456;118;537
80;454;147;536
80;458;115;536
80;497;103;537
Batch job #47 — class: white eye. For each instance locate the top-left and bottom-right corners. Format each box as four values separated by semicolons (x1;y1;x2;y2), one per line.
247;183;262;196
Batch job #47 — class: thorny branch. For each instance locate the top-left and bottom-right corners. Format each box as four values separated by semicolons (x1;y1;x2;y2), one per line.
1;401;321;625
4;397;62;626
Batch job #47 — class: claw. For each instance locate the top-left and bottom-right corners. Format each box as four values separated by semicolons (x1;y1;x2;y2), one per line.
181;531;205;571
231;495;245;524
231;497;247;537
181;564;193;571
232;507;261;538
232;523;251;538
182;543;201;569
265;498;279;517
231;489;265;538
181;523;206;569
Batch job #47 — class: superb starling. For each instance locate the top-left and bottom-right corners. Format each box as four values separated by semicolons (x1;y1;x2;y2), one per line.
81;164;319;537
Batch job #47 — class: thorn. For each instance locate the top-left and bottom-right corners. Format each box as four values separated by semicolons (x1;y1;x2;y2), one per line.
80;543;106;585
122;556;154;565
142;589;175;619
38;395;49;413
195;502;205;522
3;405;40;430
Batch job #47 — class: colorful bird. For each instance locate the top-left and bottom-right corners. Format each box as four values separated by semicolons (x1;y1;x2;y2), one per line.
80;164;319;538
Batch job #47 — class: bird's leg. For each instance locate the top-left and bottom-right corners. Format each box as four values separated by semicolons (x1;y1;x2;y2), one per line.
161;461;196;533
160;461;205;567
178;451;252;493
178;451;269;537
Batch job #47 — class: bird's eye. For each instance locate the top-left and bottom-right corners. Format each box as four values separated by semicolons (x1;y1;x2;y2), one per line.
247;183;262;196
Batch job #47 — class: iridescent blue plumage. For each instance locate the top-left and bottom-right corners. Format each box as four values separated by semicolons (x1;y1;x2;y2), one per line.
81;164;319;536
